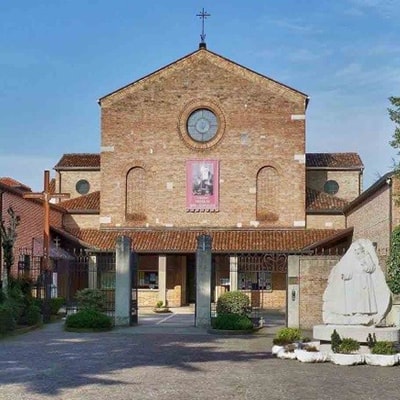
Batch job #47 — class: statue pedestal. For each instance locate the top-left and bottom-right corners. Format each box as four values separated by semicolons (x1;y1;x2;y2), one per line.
313;324;400;343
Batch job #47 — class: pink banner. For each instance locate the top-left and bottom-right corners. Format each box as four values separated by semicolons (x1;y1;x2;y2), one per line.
186;160;219;211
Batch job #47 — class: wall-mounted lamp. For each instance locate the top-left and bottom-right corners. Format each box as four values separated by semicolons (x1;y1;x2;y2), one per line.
386;177;392;186
291;289;296;302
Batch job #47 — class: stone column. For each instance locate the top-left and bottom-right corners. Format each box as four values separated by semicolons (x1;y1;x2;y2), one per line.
158;255;167;306
229;255;238;291
287;255;300;328
88;255;97;289
195;234;212;328
115;236;132;326
180;255;187;305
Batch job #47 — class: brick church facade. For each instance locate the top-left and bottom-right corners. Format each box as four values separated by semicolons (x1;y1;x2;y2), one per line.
2;44;366;309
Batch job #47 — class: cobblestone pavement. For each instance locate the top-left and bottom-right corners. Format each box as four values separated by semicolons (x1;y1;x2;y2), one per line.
1;314;400;400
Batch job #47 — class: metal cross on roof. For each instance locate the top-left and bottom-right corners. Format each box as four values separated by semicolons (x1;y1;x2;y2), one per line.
196;8;211;44
23;170;70;270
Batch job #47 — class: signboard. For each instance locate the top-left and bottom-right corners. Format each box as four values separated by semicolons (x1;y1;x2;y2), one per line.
186;160;219;211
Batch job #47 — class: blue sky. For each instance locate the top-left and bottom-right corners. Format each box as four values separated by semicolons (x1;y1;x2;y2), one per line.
0;0;398;191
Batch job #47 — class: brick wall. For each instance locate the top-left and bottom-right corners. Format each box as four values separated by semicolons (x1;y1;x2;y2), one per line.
1;191;63;274
56;170;101;200
306;170;361;201
99;49;307;229
298;256;340;329
346;185;391;250
63;214;99;230
306;214;345;229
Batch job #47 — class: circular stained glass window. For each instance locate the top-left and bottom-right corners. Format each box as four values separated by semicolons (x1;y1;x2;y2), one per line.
324;180;339;195
187;109;218;142
76;179;90;195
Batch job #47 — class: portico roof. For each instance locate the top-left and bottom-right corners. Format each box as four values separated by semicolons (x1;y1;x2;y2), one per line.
53;227;353;254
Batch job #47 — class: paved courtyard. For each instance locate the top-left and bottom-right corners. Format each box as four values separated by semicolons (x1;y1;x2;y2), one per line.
1;312;400;400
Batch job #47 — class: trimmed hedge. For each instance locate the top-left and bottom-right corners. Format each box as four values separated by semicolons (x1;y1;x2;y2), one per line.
65;309;113;331
216;291;251;316
212;313;253;331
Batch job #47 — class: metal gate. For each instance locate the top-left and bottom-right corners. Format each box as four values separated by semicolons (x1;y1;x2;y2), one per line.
18;248;138;323
213;252;288;320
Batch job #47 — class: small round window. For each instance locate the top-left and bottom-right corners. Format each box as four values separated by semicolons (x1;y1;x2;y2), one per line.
76;179;90;195
324;180;339;195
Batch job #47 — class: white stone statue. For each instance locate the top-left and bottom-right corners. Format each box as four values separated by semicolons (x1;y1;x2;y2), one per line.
322;239;391;326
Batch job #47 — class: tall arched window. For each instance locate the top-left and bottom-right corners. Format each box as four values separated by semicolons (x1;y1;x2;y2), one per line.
126;167;146;221
256;166;279;223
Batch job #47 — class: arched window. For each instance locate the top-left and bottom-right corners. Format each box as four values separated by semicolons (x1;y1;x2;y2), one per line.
256;166;279;223
126;167;146;221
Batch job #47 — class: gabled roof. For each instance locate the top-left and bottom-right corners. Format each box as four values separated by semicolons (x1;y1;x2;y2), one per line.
51;152;363;171
344;171;393;214
54;154;100;170
59;227;352;253
306;187;348;213
99;47;308;105
59;191;100;212
306;153;363;170
0;177;32;192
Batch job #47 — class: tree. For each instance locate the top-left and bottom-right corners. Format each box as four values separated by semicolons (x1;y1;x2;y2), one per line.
389;96;400;172
0;207;21;293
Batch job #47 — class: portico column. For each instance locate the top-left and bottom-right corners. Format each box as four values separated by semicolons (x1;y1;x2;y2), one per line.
195;234;212;328
158;255;167;306
229;255;238;291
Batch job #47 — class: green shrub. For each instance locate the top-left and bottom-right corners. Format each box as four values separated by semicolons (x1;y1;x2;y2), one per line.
156;300;164;308
50;297;65;315
272;327;302;345
338;338;360;354
212;313;253;330
65;309;112;330
331;329;342;353
371;341;396;355
216;291;251;316
387;226;400;294
75;289;106;312
0;304;16;334
20;304;42;326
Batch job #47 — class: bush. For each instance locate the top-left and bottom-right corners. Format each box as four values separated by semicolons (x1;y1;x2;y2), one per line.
0;304;16;334
387;226;400;294
216;291;251;316
331;329;342;353
20;304;42;326
50;297;65;315
75;289;106;312
371;341;396;355
212;313;253;330
337;338;360;354
156;300;164;308
65;309;113;330
272;327;302;345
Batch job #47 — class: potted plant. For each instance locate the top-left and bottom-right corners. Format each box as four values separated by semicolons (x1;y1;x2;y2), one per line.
295;344;328;363
272;327;302;356
276;343;298;359
330;331;364;365
365;335;398;366
153;301;171;313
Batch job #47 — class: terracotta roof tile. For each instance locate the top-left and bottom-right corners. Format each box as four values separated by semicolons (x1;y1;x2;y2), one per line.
306;153;363;169
59;191;100;211
54;154;100;170
0;177;32;192
306;187;348;212
61;228;351;253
